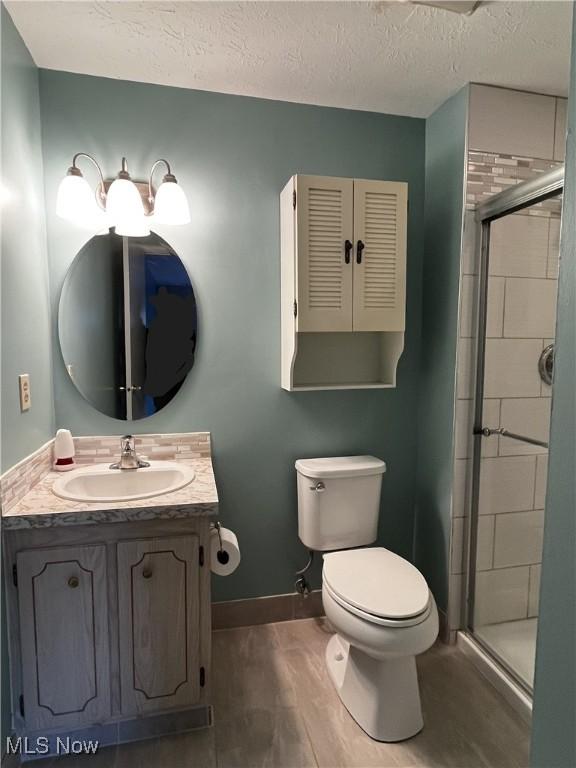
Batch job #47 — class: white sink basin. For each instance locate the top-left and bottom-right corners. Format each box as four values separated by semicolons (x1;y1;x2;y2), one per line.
52;461;196;503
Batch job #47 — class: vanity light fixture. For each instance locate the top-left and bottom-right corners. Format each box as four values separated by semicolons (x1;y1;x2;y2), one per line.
56;153;191;235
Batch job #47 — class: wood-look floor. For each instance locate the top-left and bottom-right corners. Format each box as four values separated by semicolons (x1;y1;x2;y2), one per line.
46;618;530;768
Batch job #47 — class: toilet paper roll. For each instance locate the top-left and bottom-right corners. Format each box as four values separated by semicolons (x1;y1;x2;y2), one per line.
210;526;241;576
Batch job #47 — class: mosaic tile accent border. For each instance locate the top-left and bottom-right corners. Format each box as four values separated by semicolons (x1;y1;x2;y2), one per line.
467;150;562;216
0;440;54;513
73;432;212;464
0;433;212;514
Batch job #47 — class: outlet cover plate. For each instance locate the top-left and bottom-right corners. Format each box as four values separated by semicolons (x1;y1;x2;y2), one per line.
19;374;31;412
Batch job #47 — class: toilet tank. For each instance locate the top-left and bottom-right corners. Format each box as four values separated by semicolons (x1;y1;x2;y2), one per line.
295;456;386;551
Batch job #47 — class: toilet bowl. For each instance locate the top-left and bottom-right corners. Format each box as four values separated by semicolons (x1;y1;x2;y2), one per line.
295;456;438;741
322;547;438;742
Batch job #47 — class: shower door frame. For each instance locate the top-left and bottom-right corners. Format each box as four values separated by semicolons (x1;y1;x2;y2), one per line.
465;166;564;691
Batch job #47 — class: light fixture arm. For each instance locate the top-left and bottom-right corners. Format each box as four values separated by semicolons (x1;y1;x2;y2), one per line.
148;159;177;204
70;152;107;207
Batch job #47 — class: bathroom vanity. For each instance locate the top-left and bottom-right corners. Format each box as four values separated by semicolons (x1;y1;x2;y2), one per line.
1;433;217;757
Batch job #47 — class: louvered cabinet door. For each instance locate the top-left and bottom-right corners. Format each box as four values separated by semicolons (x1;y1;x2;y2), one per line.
296;176;354;331
117;535;200;716
352;180;408;332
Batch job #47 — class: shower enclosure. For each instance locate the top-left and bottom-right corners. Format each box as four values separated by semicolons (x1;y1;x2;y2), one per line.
466;167;563;692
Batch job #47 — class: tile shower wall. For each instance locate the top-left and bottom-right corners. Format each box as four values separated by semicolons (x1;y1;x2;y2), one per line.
449;85;566;632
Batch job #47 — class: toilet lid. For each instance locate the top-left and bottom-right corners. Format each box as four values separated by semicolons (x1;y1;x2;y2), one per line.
323;547;430;620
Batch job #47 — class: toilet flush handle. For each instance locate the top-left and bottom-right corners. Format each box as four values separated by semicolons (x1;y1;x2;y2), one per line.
310;481;325;492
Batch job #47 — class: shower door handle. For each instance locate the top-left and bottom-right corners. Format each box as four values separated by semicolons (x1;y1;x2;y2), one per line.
475;426;548;449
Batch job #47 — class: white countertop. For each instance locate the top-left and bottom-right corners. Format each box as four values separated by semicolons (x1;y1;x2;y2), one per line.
2;458;218;529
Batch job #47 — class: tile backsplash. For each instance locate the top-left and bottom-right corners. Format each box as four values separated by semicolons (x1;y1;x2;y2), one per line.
73;433;212;464
0;440;53;513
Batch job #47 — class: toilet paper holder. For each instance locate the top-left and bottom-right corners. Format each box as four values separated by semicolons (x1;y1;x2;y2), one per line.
211;521;230;565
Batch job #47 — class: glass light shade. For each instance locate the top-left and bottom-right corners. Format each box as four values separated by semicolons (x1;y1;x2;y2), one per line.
153;180;190;225
114;213;151;237
56;174;101;225
105;177;145;222
106;177;149;237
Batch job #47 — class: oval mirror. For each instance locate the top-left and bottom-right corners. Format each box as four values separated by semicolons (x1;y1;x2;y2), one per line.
58;231;197;420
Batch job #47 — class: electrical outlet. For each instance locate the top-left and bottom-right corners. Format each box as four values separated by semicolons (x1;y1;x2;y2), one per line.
19;374;31;412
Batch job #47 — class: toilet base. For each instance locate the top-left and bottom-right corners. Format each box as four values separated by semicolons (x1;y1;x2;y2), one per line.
325;634;424;742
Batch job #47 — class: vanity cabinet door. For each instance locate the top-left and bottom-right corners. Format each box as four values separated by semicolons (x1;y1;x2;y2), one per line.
117;535;200;715
352;179;408;332
17;545;111;732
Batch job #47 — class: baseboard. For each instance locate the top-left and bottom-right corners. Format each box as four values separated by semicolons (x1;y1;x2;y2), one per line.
437;606;456;645
212;590;324;630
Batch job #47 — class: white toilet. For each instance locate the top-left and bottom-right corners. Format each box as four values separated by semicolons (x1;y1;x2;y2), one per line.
295;456;438;742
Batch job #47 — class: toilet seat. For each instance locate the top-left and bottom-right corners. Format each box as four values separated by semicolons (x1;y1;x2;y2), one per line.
323;580;431;628
323;547;431;625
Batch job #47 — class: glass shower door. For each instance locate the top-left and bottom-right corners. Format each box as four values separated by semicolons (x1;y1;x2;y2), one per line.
469;193;562;691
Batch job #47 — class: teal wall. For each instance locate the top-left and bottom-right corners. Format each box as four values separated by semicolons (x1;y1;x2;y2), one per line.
0;4;55;745
1;6;54;472
38;70;426;602
530;17;576;768
414;87;468;612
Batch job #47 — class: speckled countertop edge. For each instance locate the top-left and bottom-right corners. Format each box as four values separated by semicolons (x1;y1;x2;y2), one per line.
2;458;218;530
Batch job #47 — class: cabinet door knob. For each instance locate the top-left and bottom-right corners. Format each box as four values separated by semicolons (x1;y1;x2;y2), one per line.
344;239;353;264
356;240;365;264
142;568;153;579
68;576;79;589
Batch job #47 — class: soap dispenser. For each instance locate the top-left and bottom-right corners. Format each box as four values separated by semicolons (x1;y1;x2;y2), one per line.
53;429;76;471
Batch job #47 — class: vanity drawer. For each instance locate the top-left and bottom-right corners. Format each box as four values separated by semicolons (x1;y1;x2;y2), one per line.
117;535;201;715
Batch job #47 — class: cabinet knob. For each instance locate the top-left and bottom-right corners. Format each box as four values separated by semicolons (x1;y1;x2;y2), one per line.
68;576;79;589
142;568;153;579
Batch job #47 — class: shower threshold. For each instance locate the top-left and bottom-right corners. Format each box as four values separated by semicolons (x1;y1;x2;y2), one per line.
474;618;537;689
458;631;533;724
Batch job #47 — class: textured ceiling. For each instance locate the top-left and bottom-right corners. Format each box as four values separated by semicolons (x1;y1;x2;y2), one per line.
5;1;573;117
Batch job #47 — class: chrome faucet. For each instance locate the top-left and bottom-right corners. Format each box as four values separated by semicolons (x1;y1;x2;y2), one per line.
110;435;150;470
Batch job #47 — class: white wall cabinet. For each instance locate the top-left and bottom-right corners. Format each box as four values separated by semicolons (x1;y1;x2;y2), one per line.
281;174;407;390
